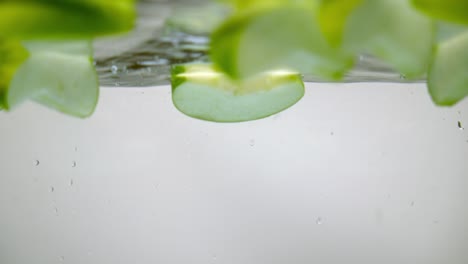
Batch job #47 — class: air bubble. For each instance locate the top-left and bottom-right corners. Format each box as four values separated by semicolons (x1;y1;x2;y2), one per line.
316;217;323;225
111;65;118;74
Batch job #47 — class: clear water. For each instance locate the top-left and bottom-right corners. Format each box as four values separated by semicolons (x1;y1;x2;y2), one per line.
1;1;468;264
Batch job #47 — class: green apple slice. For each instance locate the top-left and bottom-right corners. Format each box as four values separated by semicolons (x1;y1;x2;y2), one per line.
210;4;353;81
164;3;228;35
317;0;364;46
171;63;305;122
0;0;136;39
0;40;29;110
428;32;468;106
411;0;468;25
4;41;99;118
342;0;433;79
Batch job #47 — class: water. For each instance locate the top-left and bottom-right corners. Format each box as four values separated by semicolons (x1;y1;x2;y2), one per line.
2;83;468;264
2;1;468;264
93;0;425;87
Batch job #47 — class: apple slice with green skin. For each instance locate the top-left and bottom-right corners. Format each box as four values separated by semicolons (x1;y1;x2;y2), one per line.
171;63;305;122
0;40;29;110
317;0;364;46
411;0;468;25
0;0;136;39
210;4;353;81
428;32;468;106
4;41;99;118
342;0;433;79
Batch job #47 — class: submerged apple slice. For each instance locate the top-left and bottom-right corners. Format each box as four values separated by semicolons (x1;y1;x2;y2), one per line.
4;41;99;118
210;4;353;81
428;32;468;106
171;63;305;122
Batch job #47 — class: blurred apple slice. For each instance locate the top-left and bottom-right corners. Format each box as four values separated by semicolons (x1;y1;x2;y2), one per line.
428;32;468;106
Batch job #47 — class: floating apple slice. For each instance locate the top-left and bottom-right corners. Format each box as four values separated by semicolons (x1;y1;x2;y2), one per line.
4;41;99;118
0;0;136;39
210;4;353;81
164;3;228;35
318;0;364;46
171;63;305;122
0;40;29;110
342;0;433;79
411;0;468;25
428;32;468;106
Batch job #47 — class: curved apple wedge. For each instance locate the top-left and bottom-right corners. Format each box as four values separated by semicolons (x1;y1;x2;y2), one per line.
171;64;305;122
5;41;99;118
428;32;468;106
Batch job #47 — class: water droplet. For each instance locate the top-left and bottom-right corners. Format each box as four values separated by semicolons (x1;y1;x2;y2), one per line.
72;161;77;168
400;74;406;80
111;65;118;74
34;160;40;166
249;139;255;147
59;256;65;262
433;220;439;224
54;207;59;214
458;121;464;130
70;179;74;186
316;217;323;225
50;186;55;193
74;147;78;152
410;201;415;207
330;132;334;136
458;111;461;115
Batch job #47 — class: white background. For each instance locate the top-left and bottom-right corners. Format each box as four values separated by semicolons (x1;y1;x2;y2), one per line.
1;82;467;264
